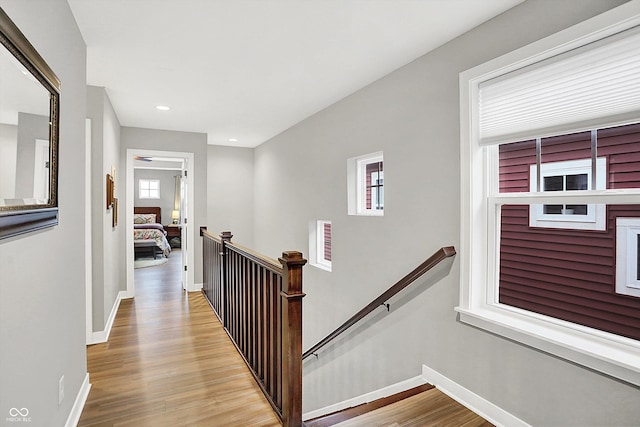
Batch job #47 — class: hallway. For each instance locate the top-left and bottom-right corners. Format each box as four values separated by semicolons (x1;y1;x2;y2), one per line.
78;250;281;426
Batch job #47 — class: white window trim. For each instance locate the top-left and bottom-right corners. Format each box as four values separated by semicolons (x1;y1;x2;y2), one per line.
309;220;332;272
139;178;160;199
347;151;384;216
458;2;640;387
529;157;606;230
616;218;640;298
316;220;332;271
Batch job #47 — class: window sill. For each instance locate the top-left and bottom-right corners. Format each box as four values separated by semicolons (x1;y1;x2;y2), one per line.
455;304;640;387
349;211;384;217
310;262;332;272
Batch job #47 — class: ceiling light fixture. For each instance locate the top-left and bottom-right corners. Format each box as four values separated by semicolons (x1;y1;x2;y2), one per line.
155;105;170;111
228;138;238;142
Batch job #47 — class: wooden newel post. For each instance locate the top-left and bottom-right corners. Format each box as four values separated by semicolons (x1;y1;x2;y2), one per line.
219;231;233;328
279;251;306;427
219;231;233;245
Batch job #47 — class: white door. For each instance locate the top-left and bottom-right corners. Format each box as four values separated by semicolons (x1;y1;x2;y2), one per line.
33;139;49;201
180;168;188;290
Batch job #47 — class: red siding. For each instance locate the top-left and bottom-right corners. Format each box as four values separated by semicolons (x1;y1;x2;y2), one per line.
600;124;640;189
365;161;383;209
323;222;331;262
499;139;535;193
498;123;640;341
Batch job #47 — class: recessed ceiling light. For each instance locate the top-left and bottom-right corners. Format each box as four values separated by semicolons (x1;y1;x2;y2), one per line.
155;105;170;111
229;138;238;142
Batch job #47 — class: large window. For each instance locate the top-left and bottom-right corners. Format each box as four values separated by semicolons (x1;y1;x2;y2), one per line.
459;3;640;387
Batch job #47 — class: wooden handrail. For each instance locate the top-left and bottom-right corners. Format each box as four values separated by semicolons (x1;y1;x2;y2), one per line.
202;228;282;273
201;230;306;427
226;241;283;274
302;246;456;360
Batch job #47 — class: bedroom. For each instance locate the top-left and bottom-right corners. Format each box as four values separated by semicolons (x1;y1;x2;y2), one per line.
133;157;185;266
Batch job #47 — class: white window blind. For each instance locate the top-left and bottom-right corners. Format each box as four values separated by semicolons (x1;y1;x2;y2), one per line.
479;27;640;145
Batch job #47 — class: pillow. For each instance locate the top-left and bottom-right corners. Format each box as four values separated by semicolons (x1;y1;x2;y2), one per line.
134;213;156;224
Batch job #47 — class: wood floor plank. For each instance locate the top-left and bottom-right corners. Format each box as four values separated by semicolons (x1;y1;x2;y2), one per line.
304;384;435;427
329;388;493;427
78;250;281;426
80;249;492;426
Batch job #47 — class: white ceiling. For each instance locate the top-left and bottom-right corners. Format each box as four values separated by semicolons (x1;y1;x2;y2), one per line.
68;0;523;148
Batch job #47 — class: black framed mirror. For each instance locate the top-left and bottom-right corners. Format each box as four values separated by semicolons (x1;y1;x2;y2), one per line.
0;7;60;240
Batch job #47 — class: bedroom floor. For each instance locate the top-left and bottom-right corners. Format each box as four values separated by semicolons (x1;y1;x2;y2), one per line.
134;246;179;274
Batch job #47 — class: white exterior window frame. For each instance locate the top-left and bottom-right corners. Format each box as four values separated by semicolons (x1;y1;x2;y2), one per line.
309;220;332;272
529;158;606;230
616;218;640;298
347;151;384;216
316;220;332;271
139;178;160;199
458;2;640;387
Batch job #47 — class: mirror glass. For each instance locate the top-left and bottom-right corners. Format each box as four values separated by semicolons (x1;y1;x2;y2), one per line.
0;7;59;240
0;39;52;207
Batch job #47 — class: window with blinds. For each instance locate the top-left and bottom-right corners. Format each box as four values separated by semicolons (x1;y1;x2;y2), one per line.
478;27;640;145
458;2;640;387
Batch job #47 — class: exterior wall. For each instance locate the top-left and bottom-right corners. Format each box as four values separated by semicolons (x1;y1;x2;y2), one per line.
0;1;88;425
252;0;640;425
499;123;640;341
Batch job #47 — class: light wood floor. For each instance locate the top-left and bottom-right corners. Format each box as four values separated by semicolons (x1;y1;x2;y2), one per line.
78;249;281;426
331;388;493;427
79;249;491;426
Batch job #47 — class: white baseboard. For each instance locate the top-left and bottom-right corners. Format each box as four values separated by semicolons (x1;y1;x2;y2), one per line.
65;373;91;427
89;291;126;345
302;373;427;421
421;364;530;427
190;282;203;292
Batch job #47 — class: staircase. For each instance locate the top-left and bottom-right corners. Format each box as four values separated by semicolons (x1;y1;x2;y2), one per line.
200;230;478;427
304;385;493;427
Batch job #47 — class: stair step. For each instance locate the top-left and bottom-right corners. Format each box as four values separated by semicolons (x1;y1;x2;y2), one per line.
304;384;435;427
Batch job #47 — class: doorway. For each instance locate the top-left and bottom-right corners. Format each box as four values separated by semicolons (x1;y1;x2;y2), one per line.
126;149;195;297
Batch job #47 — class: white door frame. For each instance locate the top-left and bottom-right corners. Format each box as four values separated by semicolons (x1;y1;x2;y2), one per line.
85;119;93;345
33;139;50;200
126;149;196;297
180;172;188;290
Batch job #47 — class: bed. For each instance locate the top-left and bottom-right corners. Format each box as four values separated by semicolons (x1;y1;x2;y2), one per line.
133;207;171;259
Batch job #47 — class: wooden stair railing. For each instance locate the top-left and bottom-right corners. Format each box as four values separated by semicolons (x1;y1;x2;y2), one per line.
201;228;306;427
302;246;456;360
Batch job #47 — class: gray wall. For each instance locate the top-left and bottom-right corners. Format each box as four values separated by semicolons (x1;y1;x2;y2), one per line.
0;0;88;426
121;127;207;284
87;85;124;332
134;168;180;225
0;123;17;200
207;145;255;247
14;112;48;198
253;0;640;425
